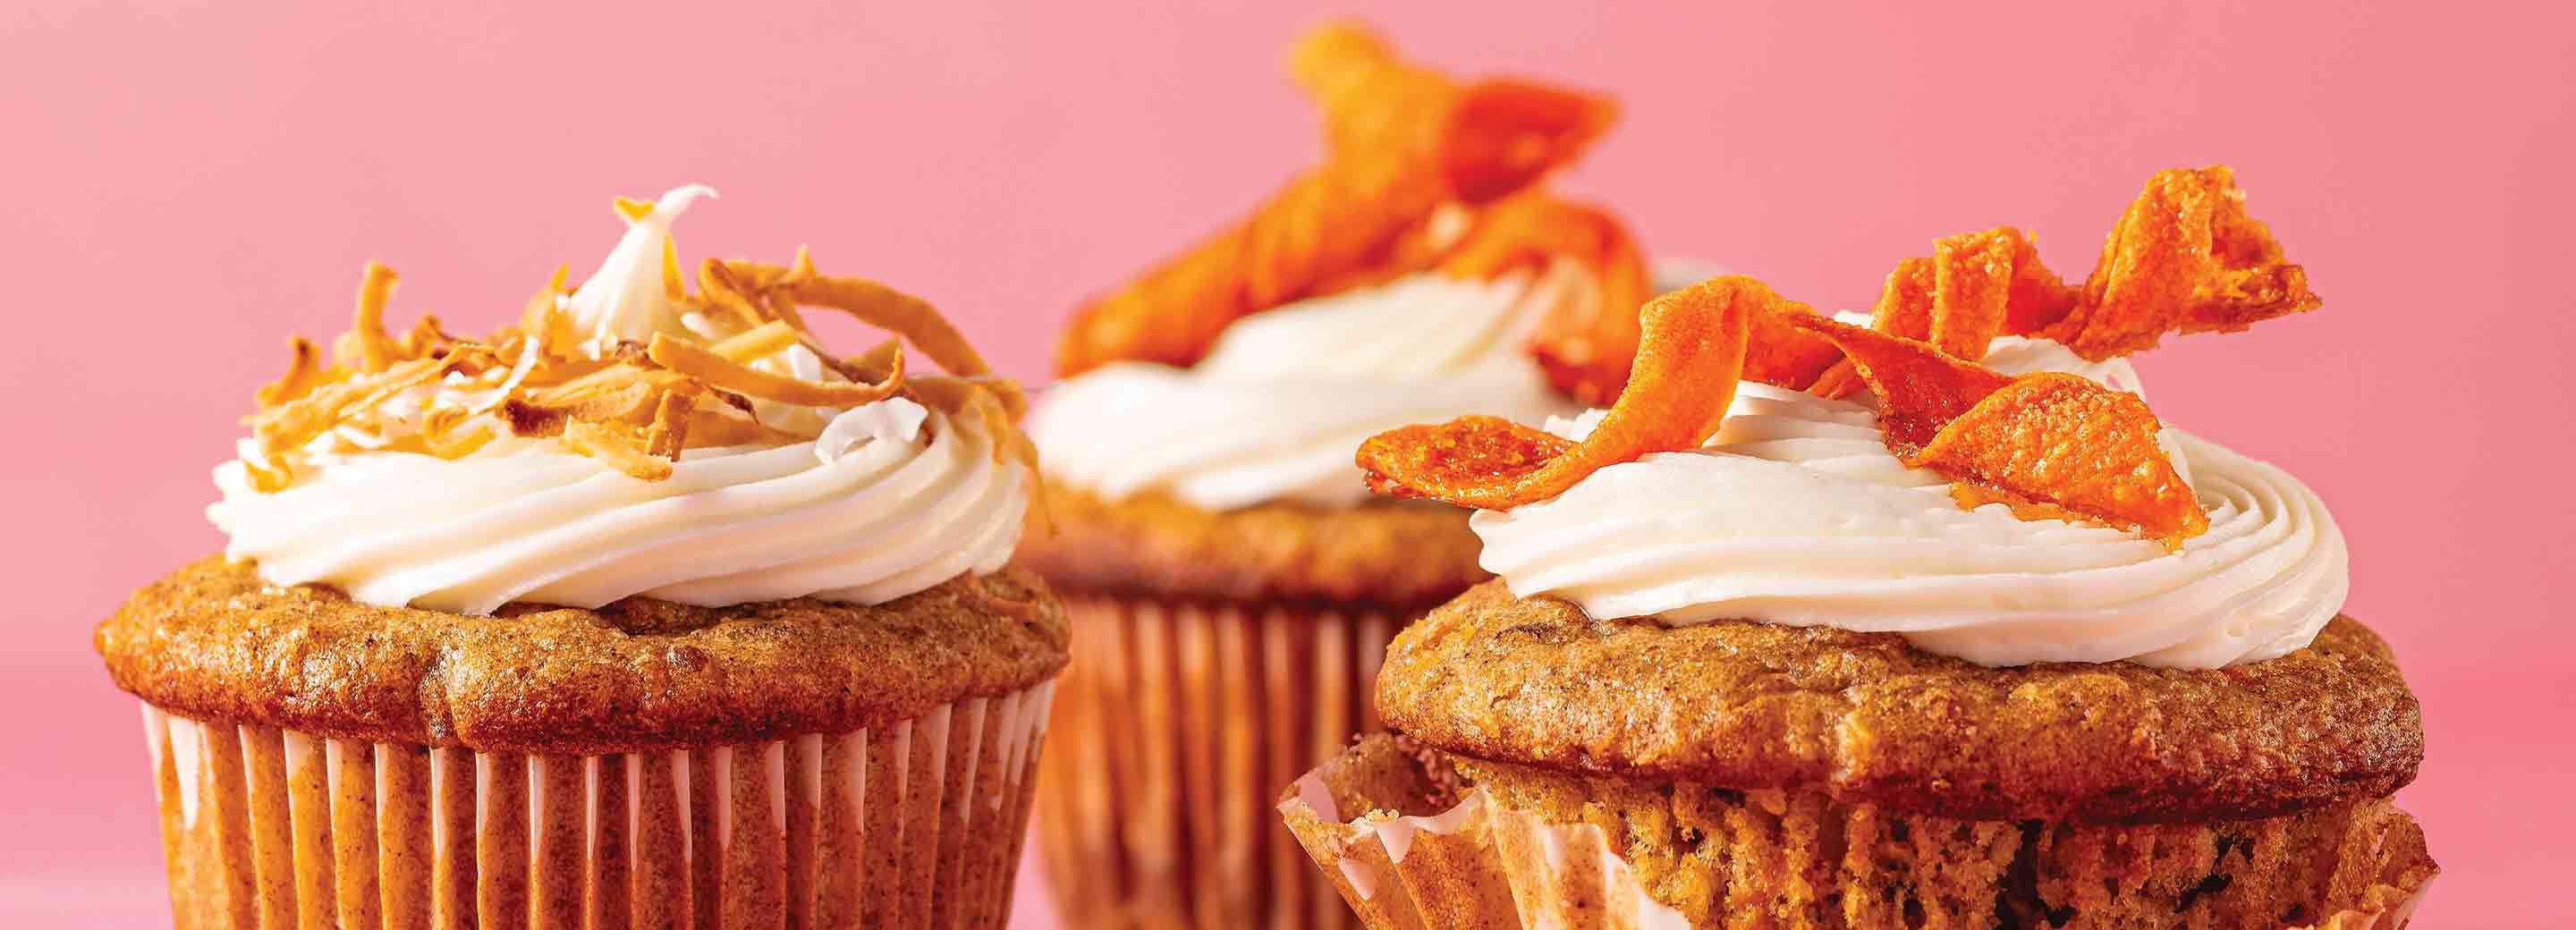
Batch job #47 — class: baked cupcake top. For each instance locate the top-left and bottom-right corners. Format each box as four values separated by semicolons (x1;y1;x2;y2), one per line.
1032;22;1658;514
99;557;1065;754
1013;486;1491;609
98;188;1064;751
208;185;1036;614
1361;166;2348;670
1373;580;2416;823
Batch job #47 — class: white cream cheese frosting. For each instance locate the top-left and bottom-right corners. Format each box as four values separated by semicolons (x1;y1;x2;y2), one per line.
1031;260;1714;510
208;186;1029;614
1469;335;2348;669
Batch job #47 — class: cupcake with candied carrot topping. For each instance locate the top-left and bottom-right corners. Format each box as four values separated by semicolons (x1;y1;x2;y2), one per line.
1280;167;2433;929
1018;21;1678;930
97;185;1061;929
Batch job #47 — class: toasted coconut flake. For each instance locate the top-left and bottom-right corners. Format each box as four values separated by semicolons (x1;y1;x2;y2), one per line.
343;262;402;372
562;420;673;481
244;458;294;494
501;398;568;438
1056;22;1614;377
695;258;775;330
1357;275;1763;508
1916;374;2205;547
643;390;694;459
422;426;496;460
419;406;499;460
646;333;904;407
835;338;904;383
516;266;578;357
241;197;1034;493
397;315;457;358
254;336;329;407
682;408;796;447
767;267;994;376
250;356;445;459
710;320;801;363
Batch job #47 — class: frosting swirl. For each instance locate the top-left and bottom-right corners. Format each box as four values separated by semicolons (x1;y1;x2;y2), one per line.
208;187;1028;614
1470;337;2347;668
1033;260;1708;509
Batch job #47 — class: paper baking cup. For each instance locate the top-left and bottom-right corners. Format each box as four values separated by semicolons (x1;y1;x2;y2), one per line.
1035;594;1406;930
1278;752;2434;930
138;681;1053;929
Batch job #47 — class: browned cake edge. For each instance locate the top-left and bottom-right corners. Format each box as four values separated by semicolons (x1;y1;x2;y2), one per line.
97;555;1070;755
1013;485;1490;609
1376;581;2422;824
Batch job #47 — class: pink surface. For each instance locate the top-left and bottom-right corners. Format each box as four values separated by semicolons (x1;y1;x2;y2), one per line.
2;1;2564;925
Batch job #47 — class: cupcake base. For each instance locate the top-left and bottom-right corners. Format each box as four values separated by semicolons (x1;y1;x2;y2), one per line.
1035;594;1404;930
1280;735;2435;930
139;681;1054;929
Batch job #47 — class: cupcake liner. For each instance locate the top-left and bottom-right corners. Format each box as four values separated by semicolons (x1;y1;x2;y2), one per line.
1035;594;1405;930
1278;743;2434;930
139;680;1054;929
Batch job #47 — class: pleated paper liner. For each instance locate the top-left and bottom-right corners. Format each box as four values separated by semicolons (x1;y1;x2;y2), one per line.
140;680;1053;929
1035;594;1406;930
1279;735;2435;930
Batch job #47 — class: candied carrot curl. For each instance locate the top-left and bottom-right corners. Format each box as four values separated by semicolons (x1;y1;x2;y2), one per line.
1440;190;1651;405
1917;375;2206;547
1360;274;2214;546
1357;275;1769;509
1801;165;2314;405
1812;227;2077;398
1055;22;1619;378
1767;315;2205;547
2044;165;2320;359
1775;314;2013;452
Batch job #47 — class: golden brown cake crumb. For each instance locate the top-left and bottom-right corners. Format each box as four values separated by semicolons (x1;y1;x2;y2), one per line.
1376;582;2421;824
97;556;1068;754
1013;485;1489;608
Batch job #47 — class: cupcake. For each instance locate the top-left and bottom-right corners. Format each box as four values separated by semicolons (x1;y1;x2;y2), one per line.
1019;22;1669;930
95;186;1063;928
1280;167;2434;928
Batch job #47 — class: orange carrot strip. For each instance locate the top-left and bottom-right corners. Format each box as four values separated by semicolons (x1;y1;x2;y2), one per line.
1357;275;1766;508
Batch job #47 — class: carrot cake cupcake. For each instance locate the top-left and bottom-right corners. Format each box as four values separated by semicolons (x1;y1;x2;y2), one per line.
1020;21;1667;930
1280;167;2433;928
95;185;1064;928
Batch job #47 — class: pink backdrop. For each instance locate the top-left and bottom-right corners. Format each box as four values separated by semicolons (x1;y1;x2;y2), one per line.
4;1;2566;925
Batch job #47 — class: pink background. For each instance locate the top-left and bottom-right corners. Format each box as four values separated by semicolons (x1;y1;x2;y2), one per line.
4;1;2566;925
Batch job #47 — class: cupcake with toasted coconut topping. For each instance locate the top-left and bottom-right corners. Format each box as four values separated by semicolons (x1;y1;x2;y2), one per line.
1017;21;1707;930
98;185;1063;929
1279;167;2433;929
